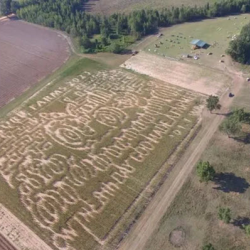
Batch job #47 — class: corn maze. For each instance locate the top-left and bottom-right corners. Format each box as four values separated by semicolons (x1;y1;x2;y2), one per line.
0;69;201;250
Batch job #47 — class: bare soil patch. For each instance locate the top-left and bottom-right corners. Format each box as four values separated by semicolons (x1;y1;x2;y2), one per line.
0;18;70;108
169;227;186;247
122;52;230;96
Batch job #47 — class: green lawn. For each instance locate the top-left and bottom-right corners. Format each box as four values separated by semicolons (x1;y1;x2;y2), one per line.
145;14;250;69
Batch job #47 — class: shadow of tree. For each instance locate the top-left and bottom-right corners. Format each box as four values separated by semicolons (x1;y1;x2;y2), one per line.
214;111;233;116
234;133;250;145
232;216;250;229
213;172;250;193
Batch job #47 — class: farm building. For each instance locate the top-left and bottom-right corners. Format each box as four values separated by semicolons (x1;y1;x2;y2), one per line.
190;39;209;49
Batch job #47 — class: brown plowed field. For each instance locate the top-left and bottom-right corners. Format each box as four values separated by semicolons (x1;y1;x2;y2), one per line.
84;0;219;14
0;233;17;250
0;17;70;108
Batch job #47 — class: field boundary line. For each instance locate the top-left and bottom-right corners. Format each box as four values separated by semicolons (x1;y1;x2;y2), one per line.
0;203;53;250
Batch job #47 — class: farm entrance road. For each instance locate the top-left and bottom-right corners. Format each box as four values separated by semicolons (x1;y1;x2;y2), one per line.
118;65;244;250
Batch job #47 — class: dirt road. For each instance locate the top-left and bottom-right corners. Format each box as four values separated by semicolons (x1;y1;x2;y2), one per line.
118;64;244;250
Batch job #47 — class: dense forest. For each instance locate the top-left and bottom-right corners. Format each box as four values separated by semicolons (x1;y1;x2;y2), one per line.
227;22;250;63
1;0;250;54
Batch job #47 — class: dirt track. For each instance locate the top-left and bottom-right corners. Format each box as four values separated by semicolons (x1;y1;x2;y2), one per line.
118;63;244;250
0;17;70;108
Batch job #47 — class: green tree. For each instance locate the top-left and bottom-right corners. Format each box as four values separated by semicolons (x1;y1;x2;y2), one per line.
220;116;242;138
218;207;231;224
233;108;246;122
202;243;215;250
241;4;247;13
196;161;216;182
227;23;250;64
206;95;221;113
109;43;123;54
0;0;12;15
10;0;19;13
243;225;250;235
100;36;109;46
79;35;93;50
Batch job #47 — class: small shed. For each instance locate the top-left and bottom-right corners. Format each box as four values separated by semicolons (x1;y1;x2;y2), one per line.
190;39;209;49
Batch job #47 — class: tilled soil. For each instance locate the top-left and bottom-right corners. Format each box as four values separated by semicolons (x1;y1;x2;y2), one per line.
0;17;70;108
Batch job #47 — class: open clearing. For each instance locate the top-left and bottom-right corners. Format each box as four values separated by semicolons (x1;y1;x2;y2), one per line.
0;17;70;108
233;81;250;111
0;58;203;250
84;0;219;14
144;130;250;250
144;14;250;70
122;51;230;95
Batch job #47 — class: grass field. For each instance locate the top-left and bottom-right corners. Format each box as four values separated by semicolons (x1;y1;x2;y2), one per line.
233;81;250;112
84;0;219;14
0;57;203;250
144;130;250;250
144;14;250;70
143;76;250;250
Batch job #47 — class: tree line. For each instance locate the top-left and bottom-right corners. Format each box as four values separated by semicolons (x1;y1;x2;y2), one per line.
227;22;250;63
1;0;250;53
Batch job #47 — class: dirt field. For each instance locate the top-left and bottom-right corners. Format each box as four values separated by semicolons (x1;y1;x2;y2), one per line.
122;52;230;96
0;57;203;250
84;0;219;14
0;17;70;108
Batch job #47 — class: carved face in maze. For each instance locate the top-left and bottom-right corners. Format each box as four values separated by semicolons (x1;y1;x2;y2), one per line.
44;122;96;150
17;154;68;189
112;93;139;109
94;107;128;127
40;104;96;150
